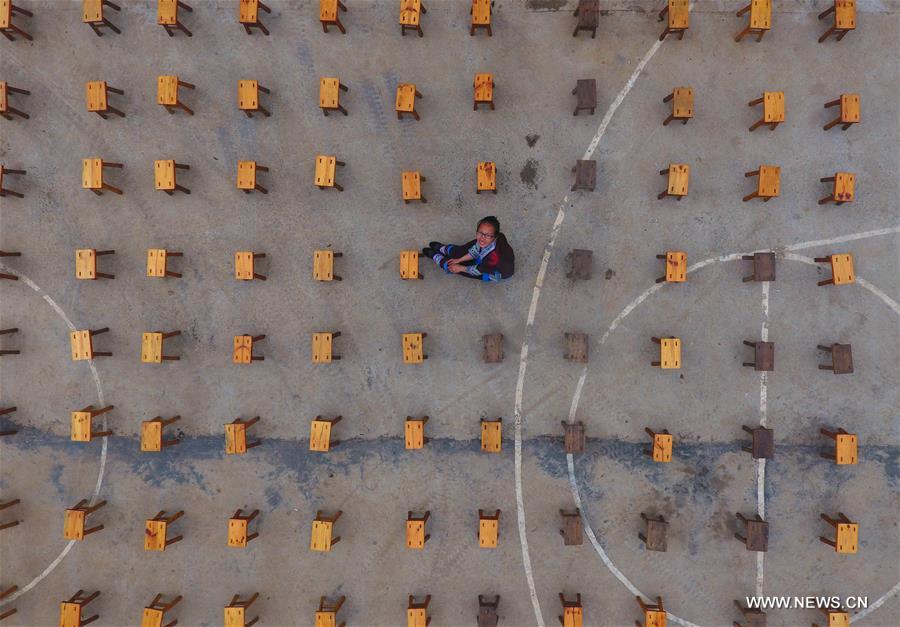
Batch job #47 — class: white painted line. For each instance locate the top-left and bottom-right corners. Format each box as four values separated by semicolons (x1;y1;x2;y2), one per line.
783;253;900;315
755;279;770;595
784;226;900;252
0;265;109;605
851;580;900;623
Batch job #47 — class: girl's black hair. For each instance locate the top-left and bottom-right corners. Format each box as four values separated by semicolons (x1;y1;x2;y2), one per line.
478;215;501;234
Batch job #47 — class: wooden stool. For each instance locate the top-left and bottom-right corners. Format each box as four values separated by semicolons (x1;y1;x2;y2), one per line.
0;406;17;436
573;0;599;38
650;336;680;369
0;1;32;41
141;415;181;452
237;161;269;194
823;94;859;131
143;593;182;627
235;251;267;281
402;171;427;203
0;584;17;620
309;415;342;451
228;509;260;548
566;249;593;280
310;510;342;551
315;155;345;191
313;250;343;281
480;417;502;453
85;81;125;119
158;0;192;36
748;92;784;132
819;1;855;42
233;334;266;364
225;593;259;627
1;81;29;118
320;77;348;116
635;595;666;627
82;159;123;196
316;596;346;627
396;83;422;120
643;428;672;462
655;251;686;283
734;513;768;551
405;416;429;449
70;405;114;442
474;73;493;110
572;79;597;116
157;75;194;115
239;0;270;35
564;332;589;362
815;254;854;286
407;595;431;627
0;166;25;198
741;425;773;459
320;0;347;33
470;0;491;36
818;172;854;205
478;509;500;548
70;328;112;361
819;512;857;553
0;498;20;530
657;165;689;200
75;249;116;279
819;427;857;465
559;593;583;627
571;160;596;192
733;600;766;627
742;341;774;371
144;510;184;552
816;609;850;627
400;250;423;280
562;421;585;453
482;333;503;363
741;252;775;282
560;509;583;546
406;511;431;550
60;590;101;627
63;499;106;540
658;0;688;41
147;249;183;278
400;0;426;37
639;513;668;552
742;165;780;202
225;416;261;454
817;343;853;374
662;87;693;125
478;595;500;627
734;0;771;42
312;332;341;363
0;328;18;356
476;161;496;193
83;0;120;36
141;330;181;362
403;332;427;363
155;160;191;194
238;80;270;117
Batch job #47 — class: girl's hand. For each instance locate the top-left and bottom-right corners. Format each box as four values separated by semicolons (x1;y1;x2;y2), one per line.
448;263;466;274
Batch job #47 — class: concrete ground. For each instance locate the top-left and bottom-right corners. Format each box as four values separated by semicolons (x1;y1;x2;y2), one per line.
1;1;898;626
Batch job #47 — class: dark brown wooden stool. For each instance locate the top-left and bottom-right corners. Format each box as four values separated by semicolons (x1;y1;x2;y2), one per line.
818;343;853;374
225;592;260;627
482;333;503;363
63;499;107;540
564;332;589;363
0;328;19;356
477;595;500;627
83;0;121;36
741;253;775;282
0;2;33;41
573;0;599;38
741;425;773;459
239;0;270;35
0;498;20;530
734;513;768;551
0;166;26;198
559;593;583;627
742;341;774;371
0;406;17;437
571;160;596;192
639;513;668;552
818;1;855;43
0;250;21;280
562;421;585;453
1;81;30;119
733;599;767;626
60;589;101;627
566;249;593;280
560;509;583;546
572;79;597;116
0;584;17;620
143;593;182;627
